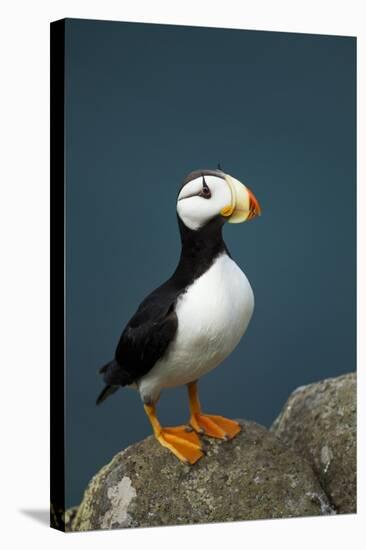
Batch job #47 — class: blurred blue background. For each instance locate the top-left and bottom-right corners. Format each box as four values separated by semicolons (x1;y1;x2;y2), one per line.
64;19;356;507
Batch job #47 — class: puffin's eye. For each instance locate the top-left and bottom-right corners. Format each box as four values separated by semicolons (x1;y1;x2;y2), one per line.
199;176;211;199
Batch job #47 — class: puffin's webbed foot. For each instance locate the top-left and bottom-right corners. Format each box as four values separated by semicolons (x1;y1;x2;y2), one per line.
156;425;204;464
187;381;241;440
144;404;203;464
189;413;241;440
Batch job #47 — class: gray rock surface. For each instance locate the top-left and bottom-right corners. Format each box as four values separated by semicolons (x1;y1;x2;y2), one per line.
71;420;333;531
271;373;356;514
65;506;78;532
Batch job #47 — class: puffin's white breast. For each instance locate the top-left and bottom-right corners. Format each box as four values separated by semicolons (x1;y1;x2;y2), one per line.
138;253;254;403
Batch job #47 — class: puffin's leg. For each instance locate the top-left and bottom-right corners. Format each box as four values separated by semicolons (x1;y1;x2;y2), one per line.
144;403;204;465
187;381;241;440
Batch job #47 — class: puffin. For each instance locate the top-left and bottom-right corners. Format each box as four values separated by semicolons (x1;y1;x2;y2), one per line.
97;168;261;464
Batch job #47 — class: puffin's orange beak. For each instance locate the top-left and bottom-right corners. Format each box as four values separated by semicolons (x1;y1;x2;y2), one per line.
221;175;262;223
247;187;261;220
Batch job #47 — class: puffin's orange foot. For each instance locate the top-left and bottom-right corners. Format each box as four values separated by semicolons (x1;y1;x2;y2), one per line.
155;425;204;464
190;414;241;440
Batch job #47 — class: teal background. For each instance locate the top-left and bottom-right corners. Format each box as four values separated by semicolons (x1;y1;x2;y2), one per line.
64;19;356;507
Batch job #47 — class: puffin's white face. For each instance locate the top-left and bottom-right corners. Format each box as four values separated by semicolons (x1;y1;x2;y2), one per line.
177;171;261;231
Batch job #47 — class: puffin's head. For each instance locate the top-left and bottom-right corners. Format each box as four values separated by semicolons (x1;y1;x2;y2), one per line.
177;169;261;231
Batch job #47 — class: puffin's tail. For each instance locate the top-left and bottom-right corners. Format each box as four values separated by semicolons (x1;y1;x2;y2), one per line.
96;359;132;405
96;384;119;405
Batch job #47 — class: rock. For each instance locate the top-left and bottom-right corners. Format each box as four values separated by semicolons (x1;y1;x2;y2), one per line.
50;502;64;530
271;373;356;514
65;506;79;532
72;420;333;531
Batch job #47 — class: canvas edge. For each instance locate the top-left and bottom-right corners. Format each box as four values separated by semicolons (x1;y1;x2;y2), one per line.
50;18;66;533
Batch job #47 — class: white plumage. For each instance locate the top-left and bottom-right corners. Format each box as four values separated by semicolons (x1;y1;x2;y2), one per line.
138;252;254;403
177;174;232;230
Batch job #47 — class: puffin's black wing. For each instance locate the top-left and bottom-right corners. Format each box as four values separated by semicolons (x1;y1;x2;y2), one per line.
99;284;179;393
116;296;178;381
